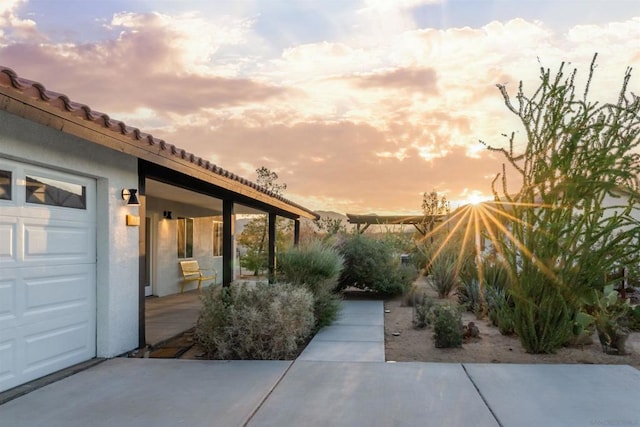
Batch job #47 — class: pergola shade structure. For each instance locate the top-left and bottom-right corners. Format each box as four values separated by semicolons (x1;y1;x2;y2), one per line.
346;214;448;235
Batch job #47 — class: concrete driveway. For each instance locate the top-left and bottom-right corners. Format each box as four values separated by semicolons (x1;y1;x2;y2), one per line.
2;300;640;427
2;358;640;427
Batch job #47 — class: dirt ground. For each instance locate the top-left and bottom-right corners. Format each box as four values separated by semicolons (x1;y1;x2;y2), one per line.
384;279;640;369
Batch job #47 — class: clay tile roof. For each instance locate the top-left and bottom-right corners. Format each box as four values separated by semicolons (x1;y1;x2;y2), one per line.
0;66;318;219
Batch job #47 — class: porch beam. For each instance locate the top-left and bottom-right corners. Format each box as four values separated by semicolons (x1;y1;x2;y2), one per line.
268;212;276;283
223;199;234;287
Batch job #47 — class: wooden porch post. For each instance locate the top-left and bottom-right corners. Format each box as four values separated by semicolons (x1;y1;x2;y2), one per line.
294;219;300;246
137;171;146;348
223;199;234;287
268;212;276;283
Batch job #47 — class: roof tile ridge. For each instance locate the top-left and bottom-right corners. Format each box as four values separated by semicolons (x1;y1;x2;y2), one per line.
0;65;318;218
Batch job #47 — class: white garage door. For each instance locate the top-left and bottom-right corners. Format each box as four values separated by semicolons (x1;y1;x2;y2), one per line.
0;159;96;393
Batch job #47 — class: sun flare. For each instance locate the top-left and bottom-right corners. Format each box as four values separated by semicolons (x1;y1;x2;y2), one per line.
466;193;488;206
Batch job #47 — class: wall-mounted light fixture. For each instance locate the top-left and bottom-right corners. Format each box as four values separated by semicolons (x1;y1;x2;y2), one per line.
121;188;140;206
163;210;173;219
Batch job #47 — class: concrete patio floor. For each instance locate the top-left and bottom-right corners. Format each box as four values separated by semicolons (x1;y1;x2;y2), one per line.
2;300;640;427
145;289;203;347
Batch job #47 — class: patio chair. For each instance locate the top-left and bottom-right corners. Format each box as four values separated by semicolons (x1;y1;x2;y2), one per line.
179;260;218;293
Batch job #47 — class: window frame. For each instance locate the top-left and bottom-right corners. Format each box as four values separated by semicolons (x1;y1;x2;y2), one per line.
25;174;87;210
177;217;194;259
0;169;12;201
212;218;223;257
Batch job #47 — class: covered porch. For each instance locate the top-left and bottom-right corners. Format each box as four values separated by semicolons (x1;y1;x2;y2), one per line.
138;161;316;347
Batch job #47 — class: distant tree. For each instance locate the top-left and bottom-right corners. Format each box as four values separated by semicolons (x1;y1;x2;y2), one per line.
422;190;450;217
238;167;291;275
421;190;451;242
256;166;287;196
314;216;346;240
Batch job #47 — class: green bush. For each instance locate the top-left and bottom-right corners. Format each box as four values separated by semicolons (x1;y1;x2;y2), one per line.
457;278;484;318
623;305;640;331
278;241;344;289
459;258;511;320
194;283;315;360
512;272;574;353
485;285;515;335
480;259;510;291
277;241;344;328
338;234;416;296
403;282;427;307
433;303;463;348
409;242;429;272
413;296;436;329
429;250;459;298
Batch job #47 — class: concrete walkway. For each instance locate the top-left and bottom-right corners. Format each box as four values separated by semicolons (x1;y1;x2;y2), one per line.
2;300;640;427
298;300;385;362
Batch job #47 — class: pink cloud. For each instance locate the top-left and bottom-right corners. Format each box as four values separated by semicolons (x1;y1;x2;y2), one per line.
151;119;502;213
354;67;438;93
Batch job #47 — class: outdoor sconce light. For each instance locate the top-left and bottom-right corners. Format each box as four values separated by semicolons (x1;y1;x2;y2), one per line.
121;188;140;206
163;210;172;219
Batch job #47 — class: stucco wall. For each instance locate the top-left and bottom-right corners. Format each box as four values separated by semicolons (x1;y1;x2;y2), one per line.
0;109;139;358
146;197;224;296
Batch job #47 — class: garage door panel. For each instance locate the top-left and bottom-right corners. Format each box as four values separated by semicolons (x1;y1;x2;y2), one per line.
23;221;94;263
23;266;93;319
0;220;17;264
0;278;17;323
0;339;16;383
23;318;93;373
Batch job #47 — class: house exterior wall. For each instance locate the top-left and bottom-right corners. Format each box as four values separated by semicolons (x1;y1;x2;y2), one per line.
0;109;139;358
146;197;224;296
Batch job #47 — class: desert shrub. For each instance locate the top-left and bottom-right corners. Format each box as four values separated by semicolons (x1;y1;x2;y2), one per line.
278;241;344;328
338;234;416;296
481;258;510;291
623;305;640;331
485;285;515;335
278;240;344;289
194;282;314;360
512;272;574;353
403;281;427;307
433;303;463;348
429;250;459;298
457;278;484;318
394;263;420;294
484;57;640;353
410;242;429;272
459;258;510;319
413;296;436;329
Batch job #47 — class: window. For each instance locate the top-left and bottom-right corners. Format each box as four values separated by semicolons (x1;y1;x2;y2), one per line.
212;219;223;257
0;170;11;200
25;175;86;209
177;217;193;258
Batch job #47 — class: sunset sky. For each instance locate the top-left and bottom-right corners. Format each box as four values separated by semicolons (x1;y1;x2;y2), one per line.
1;0;639;214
